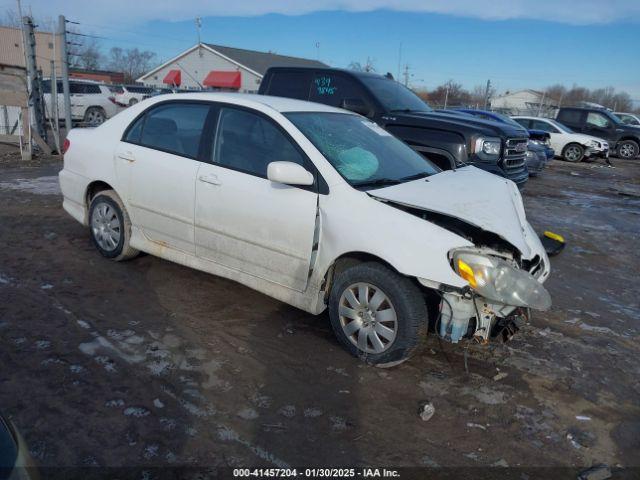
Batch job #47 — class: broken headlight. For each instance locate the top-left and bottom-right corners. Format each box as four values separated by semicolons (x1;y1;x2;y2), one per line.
451;251;551;311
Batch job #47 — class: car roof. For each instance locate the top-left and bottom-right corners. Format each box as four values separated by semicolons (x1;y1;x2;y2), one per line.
147;92;349;114
266;66;387;80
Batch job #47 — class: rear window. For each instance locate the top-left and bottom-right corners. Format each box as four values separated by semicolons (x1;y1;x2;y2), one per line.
266;71;312;100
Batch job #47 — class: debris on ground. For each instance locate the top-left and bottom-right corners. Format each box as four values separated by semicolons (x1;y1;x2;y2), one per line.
418;402;435;422
493;371;508;382
578;464;612;480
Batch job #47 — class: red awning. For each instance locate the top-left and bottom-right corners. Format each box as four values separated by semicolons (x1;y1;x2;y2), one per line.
203;71;241;89
163;69;181;86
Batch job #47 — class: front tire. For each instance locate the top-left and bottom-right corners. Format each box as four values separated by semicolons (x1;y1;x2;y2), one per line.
328;262;428;366
562;143;584;162
129;98;138;106
89;190;139;261
617;140;639;159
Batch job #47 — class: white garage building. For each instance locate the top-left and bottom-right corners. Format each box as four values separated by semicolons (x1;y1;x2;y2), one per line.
490;89;559;116
137;43;327;93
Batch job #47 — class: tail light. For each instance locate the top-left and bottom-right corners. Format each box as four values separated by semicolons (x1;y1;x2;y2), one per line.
62;138;70;154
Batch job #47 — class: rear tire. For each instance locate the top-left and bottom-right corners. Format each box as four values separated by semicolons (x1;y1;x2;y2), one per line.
617;140;639;159
128;98;138;106
328;262;427;366
88;190;139;261
83;107;106;126
562;143;584;162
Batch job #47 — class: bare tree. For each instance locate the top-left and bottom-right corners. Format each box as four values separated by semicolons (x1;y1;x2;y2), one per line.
75;38;103;70
427;80;471;107
348;57;376;73
108;47;156;83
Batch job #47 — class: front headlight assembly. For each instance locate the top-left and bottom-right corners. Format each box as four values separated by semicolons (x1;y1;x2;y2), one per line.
473;137;501;159
586;140;600;148
451;251;551;311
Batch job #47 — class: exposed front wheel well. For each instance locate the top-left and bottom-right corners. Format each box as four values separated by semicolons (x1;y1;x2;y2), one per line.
322;252;441;321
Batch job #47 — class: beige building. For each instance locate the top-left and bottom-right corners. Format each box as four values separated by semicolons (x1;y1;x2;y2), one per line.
138;43;326;92
0;25;63;76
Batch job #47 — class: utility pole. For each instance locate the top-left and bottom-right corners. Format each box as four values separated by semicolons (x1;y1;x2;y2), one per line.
196;17;203;57
49;60;60;152
483;79;491;110
403;64;409;87
444;84;450;109
59;15;72;131
22;16;47;143
397;42;402;83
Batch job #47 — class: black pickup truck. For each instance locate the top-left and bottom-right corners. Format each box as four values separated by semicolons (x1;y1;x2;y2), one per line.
556;107;640;159
259;67;530;186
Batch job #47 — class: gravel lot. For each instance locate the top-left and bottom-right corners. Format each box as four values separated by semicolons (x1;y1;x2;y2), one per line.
1;148;639;477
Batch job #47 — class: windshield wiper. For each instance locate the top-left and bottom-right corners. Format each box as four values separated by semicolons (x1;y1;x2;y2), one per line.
397;172;431;182
352;178;402;189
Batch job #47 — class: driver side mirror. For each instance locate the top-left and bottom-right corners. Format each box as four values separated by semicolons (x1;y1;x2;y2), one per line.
340;98;371;117
267;161;314;186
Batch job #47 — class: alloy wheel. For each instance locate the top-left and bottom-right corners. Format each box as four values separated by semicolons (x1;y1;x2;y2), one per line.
619;143;637;159
565;145;582;161
338;282;398;354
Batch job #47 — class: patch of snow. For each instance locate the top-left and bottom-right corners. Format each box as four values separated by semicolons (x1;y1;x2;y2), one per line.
0;176;61;195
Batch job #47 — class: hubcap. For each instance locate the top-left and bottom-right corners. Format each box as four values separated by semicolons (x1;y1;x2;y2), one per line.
338;282;398;354
91;202;121;252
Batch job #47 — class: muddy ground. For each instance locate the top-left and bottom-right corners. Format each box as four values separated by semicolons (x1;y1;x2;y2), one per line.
1;146;639;478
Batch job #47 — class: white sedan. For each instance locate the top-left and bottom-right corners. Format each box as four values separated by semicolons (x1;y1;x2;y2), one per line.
513;116;609;162
59;93;551;365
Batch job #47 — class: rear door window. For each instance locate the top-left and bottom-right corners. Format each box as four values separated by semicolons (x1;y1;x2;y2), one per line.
130;102;210;159
513;118;531;129
266;71;312;100
309;73;368;109
531;120;559;133
557;109;582;125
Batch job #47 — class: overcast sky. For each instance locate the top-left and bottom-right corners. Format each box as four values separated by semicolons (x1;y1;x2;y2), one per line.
6;0;640;100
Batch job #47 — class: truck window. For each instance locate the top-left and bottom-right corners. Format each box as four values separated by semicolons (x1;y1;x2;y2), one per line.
557;109;582;125
309;73;368;109
267;71;312;100
586;112;611;129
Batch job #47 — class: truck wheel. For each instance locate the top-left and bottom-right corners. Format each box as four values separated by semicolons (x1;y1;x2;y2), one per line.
84;107;106;126
88;190;139;261
617;140;639;159
562;143;584;162
328;262;427;366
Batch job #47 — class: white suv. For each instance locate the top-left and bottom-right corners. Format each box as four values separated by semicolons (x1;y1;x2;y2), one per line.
112;85;155;107
42;79;120;126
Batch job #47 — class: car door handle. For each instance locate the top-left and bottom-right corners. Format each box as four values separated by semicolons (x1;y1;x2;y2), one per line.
198;173;221;185
118;151;135;162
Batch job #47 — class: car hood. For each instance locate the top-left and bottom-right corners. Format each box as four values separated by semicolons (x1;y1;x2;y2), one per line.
392;111;529;138
369;166;536;257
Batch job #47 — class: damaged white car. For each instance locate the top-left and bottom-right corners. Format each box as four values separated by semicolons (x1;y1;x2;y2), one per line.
59;93;551;365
